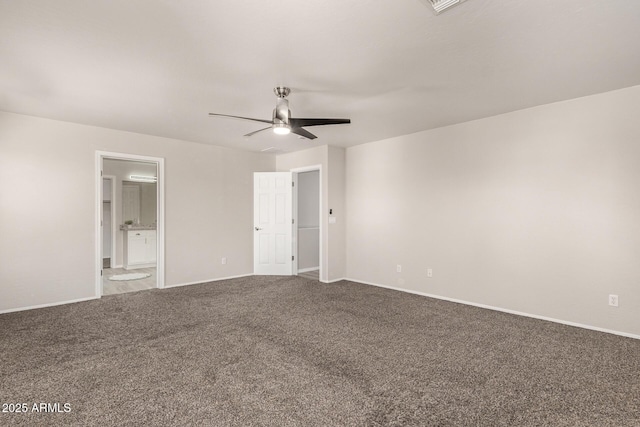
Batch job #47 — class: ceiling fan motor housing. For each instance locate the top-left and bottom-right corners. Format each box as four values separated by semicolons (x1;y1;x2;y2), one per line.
273;97;291;125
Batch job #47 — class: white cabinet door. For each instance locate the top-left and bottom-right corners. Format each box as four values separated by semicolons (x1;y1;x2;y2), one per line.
128;232;147;265
124;229;157;269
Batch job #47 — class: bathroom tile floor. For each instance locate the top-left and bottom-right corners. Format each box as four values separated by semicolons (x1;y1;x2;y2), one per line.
102;267;157;296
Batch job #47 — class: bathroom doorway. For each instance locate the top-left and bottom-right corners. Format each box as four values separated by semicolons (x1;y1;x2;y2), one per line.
96;152;165;296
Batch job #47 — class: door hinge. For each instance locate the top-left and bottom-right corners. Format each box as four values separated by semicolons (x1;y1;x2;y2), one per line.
292;181;294;187
292;218;294;224
292;256;294;261
101;170;103;176
101;270;103;276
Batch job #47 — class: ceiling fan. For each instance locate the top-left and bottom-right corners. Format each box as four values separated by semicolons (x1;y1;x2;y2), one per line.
209;87;350;140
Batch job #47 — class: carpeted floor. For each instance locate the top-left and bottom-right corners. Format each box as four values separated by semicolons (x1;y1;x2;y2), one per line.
1;276;639;426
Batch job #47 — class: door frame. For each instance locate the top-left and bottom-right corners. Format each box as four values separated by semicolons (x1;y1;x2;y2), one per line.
290;165;322;281
102;174;117;268
95;151;165;296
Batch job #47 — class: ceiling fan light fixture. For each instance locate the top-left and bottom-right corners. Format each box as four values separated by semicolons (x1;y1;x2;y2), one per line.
272;123;291;135
209;87;350;141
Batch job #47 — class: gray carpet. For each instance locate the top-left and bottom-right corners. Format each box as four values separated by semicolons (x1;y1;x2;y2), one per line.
1;276;639;426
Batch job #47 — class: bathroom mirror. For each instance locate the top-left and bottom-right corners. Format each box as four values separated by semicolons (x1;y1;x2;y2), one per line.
122;181;157;225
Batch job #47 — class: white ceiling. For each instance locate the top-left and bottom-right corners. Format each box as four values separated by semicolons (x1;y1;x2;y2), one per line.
2;0;640;153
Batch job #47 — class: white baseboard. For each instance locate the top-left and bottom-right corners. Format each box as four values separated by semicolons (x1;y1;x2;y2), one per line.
165;273;253;289
0;296;99;315
321;277;347;284
344;278;640;341
298;267;320;273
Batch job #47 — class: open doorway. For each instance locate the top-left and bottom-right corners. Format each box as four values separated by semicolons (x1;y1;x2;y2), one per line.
96;152;165;297
292;166;322;282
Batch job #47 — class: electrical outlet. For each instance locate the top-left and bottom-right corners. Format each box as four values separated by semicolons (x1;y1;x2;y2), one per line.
427;268;433;278
221;257;227;265
397;264;402;273
608;294;619;307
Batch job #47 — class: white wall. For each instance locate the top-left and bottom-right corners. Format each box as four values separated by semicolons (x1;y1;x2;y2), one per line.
327;146;346;281
345;85;640;337
0;111;274;312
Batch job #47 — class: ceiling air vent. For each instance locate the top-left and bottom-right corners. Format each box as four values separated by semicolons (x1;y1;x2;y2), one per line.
419;0;466;14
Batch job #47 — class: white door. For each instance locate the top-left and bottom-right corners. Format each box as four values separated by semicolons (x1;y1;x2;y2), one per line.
254;172;292;275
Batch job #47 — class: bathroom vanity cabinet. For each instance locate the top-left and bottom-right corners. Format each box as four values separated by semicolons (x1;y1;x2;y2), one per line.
122;228;156;270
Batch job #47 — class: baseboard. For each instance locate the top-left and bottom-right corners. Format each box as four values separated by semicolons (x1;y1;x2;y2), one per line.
165;273;254;289
298;267;320;273
344;278;640;341
0;296;99;315
321;277;347;284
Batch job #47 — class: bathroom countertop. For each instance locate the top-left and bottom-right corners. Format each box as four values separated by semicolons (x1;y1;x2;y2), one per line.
120;225;156;231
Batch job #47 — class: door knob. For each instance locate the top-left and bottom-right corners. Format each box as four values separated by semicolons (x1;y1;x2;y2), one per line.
255;227;263;231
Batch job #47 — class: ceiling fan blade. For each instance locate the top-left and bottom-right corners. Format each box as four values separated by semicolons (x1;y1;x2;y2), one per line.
289;118;350;128
244;126;272;138
291;127;317;140
209;113;273;125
